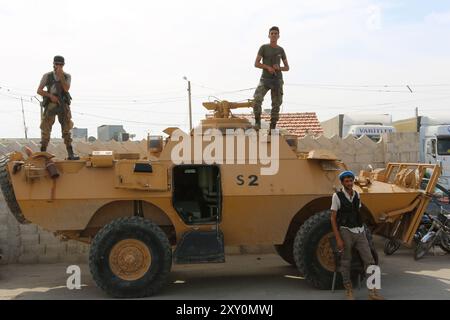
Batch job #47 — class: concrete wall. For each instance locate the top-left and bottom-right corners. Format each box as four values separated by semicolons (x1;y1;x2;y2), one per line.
383;132;420;164
320;115;342;138
297;132;419;173
297;134;384;173
0;192;20;264
0;133;420;264
0;202;89;264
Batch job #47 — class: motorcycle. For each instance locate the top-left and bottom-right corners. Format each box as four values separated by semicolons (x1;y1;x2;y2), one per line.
383;213;432;255
414;206;450;260
384;182;449;256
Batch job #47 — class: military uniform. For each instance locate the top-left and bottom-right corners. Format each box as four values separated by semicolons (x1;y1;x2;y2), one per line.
253;44;286;129
39;71;73;150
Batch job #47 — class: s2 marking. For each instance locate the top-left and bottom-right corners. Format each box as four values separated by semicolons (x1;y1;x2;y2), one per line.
236;174;259;186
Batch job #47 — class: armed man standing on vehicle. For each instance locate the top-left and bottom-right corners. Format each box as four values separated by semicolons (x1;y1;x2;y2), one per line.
253;26;289;130
330;171;384;300
37;55;79;160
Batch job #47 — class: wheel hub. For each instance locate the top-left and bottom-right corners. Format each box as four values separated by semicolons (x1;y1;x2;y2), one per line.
316;232;336;272
109;239;152;281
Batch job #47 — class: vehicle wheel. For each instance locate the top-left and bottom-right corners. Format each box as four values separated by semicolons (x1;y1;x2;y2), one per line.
0;154;28;224
293;210;338;289
89;216;172;298
439;244;450;254
414;236;435;260
274;238;295;266
438;234;450;253
383;239;401;256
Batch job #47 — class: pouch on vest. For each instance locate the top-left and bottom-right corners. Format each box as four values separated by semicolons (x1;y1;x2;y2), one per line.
42;72;72;112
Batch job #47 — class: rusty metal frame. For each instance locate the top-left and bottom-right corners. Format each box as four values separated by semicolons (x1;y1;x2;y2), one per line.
384;163;441;244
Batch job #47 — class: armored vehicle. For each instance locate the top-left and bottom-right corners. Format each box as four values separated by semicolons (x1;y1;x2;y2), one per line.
0;100;441;298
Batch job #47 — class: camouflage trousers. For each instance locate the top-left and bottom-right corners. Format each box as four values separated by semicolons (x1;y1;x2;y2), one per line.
253;78;284;123
40;102;74;148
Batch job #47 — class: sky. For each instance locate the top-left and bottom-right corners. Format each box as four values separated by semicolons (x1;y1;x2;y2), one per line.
1;0;450;139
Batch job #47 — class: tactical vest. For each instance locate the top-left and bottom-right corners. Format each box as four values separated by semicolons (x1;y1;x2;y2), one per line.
42;72;72;109
336;191;363;228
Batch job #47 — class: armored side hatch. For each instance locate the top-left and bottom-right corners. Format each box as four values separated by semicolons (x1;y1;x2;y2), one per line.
115;159;168;191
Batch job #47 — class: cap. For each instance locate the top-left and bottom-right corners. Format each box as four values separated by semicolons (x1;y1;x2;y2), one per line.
53;55;65;65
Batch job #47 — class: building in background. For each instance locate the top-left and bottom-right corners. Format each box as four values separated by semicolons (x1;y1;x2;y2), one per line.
392;117;421;133
238;111;323;137
97;125;130;142
71;127;88;141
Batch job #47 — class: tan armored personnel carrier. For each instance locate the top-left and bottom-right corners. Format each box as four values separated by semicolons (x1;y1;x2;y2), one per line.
0;100;441;298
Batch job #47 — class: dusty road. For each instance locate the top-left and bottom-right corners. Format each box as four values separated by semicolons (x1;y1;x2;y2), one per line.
0;242;449;300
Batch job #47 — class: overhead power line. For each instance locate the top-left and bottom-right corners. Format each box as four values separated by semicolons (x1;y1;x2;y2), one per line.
284;83;412;93
71;111;182;127
2;81;450;125
0;92;183;127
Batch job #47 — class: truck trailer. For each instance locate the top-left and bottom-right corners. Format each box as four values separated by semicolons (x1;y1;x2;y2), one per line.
321;113;396;141
394;116;450;190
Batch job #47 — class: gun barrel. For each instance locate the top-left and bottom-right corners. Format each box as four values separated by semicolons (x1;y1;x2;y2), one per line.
203;100;254;110
228;100;254;109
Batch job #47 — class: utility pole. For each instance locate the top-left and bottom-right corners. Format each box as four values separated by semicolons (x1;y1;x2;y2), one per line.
20;97;28;139
415;107;419;118
39;99;43;121
183;76;193;131
33;96;43;120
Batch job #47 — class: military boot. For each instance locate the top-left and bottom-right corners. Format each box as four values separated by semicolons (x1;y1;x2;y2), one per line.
66;146;80;160
368;288;384;300
268;120;277;135
254;117;261;130
344;283;355;300
270;119;277;130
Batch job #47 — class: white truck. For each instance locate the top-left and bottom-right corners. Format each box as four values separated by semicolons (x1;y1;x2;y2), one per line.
321;113;396;141
420;116;450;190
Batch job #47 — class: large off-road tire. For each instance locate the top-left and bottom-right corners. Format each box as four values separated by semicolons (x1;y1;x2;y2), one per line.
0;154;27;224
89;216;172;298
294;211;342;289
293;211;337;289
274;238;295;266
293;210;378;290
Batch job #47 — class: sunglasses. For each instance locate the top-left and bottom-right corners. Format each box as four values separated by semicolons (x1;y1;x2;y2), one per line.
54;63;64;66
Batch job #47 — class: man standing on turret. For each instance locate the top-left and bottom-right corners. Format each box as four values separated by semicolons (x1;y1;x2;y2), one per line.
37;55;79;160
253;26;290;130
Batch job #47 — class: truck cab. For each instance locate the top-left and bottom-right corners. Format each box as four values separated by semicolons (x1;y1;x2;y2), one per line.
420;122;450;190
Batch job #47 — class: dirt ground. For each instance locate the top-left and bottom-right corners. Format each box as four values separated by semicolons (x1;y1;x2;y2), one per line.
0;240;450;300
1;239;449;300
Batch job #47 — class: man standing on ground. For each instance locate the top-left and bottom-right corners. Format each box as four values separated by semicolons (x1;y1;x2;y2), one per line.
37;55;79;160
330;170;384;300
253;26;289;130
